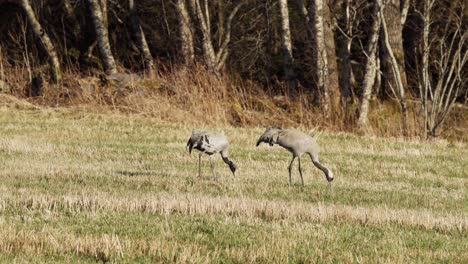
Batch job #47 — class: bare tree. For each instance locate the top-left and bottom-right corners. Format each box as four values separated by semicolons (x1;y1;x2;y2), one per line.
400;0;410;25
312;0;331;117
380;0;408;97
357;0;382;130
380;0;408;135
298;1;341;110
128;0;154;73
192;0;242;72
176;0;195;65
323;0;341;115
417;0;467;138
19;0;61;82
279;0;296;92
88;0;117;75
336;0;356;105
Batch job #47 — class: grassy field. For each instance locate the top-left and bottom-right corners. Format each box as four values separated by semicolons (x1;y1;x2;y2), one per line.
0;107;467;263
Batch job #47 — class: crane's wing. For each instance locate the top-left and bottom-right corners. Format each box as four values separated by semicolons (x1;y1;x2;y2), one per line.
203;133;229;154
186;130;228;155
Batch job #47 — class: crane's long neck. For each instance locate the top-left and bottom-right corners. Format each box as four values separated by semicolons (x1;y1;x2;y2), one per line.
307;152;334;182
222;157;237;176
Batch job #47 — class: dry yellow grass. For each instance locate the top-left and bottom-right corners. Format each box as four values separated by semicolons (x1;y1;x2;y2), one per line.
0;106;467;262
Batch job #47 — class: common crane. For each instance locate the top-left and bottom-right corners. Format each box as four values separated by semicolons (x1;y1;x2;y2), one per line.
256;127;334;185
186;130;237;179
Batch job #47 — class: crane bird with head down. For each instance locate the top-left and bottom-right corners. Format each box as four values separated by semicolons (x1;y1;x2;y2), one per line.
256;127;334;185
186;130;237;179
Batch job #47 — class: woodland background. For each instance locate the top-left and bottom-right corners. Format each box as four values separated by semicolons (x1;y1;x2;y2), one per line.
0;0;466;140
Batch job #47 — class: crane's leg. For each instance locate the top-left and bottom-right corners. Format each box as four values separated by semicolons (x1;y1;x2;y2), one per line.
288;156;296;186
209;155;217;180
198;152;202;178
298;156;304;186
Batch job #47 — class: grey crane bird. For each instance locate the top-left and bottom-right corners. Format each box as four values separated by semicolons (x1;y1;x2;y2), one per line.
256;127;334;185
186;130;237;179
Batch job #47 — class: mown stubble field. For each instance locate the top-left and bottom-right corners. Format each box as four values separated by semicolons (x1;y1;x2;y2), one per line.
0;107;467;263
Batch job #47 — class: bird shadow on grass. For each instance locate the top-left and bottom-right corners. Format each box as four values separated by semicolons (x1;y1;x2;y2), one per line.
115;170;155;177
115;170;188;179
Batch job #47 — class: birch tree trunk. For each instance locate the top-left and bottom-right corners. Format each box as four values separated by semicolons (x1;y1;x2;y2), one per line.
279;0;296;92
20;0;61;82
357;0;382;130
400;0;410;25
176;0;195;65
380;0;407;97
194;0;217;70
312;0;330;117
336;0;353;104
418;0;466;138
323;0;341;115
88;0;117;75
419;0;432;139
380;1;408;136
100;0;108;26
193;0;241;72
128;0;154;73
217;0;224;48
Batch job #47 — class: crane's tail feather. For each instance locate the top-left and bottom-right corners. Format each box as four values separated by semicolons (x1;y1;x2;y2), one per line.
186;138;194;154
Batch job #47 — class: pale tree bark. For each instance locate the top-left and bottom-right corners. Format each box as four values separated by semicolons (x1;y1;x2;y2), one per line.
128;0;154;73
400;0;410;25
213;1;241;71
80;0;108;63
194;0;216;70
193;0;242;72
381;1;408;136
312;0;330;117
217;0;224;48
336;0;354;103
20;0;61;82
357;0;382;130
100;0;108;27
297;0;346;110
380;0;407;97
323;0;341;115
88;0;117;75
419;0;433;139
175;0;195;65
279;0;296;92
373;51;381;95
418;0;467;138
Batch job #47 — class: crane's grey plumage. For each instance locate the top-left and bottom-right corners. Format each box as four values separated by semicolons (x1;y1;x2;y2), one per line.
186;130;237;179
256;127;334;185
